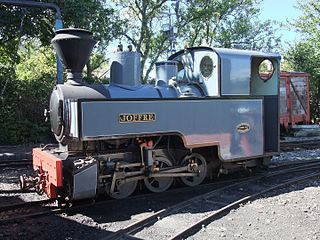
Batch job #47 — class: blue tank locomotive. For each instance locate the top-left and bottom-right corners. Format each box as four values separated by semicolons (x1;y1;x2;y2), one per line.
20;29;280;200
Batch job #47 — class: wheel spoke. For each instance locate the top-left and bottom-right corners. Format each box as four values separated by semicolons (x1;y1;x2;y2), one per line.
149;178;155;184
111;180;137;199
110;162;138;199
144;156;173;193
180;153;207;187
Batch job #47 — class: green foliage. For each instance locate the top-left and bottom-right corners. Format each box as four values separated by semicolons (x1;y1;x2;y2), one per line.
0;0;124;51
0;0;123;80
113;0;282;82
16;40;56;80
178;0;281;51
0;0;123;144
294;0;320;40
0;41;55;144
111;0;171;82
284;0;320;120
50;0;124;52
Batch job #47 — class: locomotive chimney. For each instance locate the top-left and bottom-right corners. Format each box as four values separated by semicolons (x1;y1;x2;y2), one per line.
51;28;96;84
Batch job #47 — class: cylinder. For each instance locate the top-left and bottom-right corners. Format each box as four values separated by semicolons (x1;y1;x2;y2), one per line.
155;61;178;85
110;51;141;86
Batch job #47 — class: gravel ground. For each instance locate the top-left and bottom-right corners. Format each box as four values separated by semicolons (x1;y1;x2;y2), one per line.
272;149;320;163
0;148;320;240
0;167;47;206
189;179;320;240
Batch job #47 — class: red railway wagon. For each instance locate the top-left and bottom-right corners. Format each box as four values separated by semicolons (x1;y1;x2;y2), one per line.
279;72;310;131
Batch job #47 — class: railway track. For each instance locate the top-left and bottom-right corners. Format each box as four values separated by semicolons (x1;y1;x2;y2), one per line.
0;199;61;224
0;199;54;212
0;159;32;168
101;161;320;240
0;197;98;225
280;139;320;151
0;175;252;225
170;171;320;240
269;158;320;170
1;160;320;229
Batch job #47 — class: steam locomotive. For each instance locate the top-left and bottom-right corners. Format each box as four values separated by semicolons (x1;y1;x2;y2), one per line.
20;29;281;200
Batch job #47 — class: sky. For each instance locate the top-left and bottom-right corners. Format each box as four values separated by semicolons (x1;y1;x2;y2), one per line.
259;0;302;44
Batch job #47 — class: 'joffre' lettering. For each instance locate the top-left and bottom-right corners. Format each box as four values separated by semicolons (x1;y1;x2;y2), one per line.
119;113;156;123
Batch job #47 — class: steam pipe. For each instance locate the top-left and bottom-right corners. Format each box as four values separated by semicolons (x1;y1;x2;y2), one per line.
0;0;64;84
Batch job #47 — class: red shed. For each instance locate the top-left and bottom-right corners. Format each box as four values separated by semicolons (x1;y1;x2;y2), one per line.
279;72;310;130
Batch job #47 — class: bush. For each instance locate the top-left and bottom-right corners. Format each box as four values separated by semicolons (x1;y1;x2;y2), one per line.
0;74;55;144
0;42;56;145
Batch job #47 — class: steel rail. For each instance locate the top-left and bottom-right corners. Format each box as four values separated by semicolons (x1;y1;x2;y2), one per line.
103;162;320;240
0;199;95;225
0;189;33;194
170;171;320;240
280;139;320;151
0;199;54;212
0;174;255;225
0;207;66;225
102;177;263;240
270;158;320;168
0;159;32;168
1;160;320;228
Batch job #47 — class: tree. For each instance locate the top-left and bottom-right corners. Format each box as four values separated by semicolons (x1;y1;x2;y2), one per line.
111;0;171;82
294;0;320;41
0;40;56;144
284;0;320;120
49;0;124;78
177;0;281;51
0;0;124;77
111;0;281;82
0;0;123;144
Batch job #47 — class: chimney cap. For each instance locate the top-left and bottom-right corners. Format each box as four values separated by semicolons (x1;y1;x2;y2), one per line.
51;28;96;83
54;28;93;35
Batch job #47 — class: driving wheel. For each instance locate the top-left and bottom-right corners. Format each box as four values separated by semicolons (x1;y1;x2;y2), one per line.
179;153;207;186
144;156;173;193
